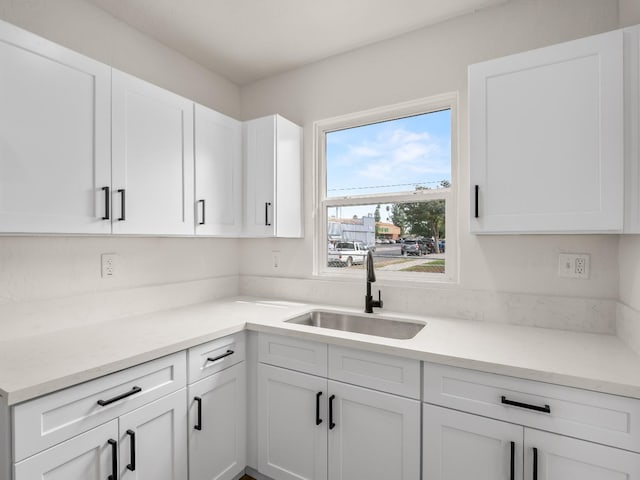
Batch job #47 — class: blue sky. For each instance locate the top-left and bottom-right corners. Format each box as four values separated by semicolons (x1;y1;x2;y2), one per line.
326;109;451;198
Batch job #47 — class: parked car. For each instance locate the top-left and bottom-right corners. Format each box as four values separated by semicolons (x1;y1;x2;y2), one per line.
328;241;368;267
400;239;428;256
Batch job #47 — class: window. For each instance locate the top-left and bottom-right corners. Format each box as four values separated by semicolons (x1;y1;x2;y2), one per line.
314;94;457;281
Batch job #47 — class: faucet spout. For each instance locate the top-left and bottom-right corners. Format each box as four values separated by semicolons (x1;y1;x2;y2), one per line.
365;250;383;313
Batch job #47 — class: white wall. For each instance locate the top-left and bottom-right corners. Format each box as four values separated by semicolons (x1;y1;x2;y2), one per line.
240;0;621;301
0;0;241;320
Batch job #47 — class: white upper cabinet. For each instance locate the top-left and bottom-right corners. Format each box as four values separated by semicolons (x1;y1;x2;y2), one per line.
470;29;624;233
0;20;111;234
243;114;303;237
112;70;194;235
194;105;242;236
625;25;640;233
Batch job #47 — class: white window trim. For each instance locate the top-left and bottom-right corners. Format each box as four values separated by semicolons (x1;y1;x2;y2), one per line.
312;93;459;283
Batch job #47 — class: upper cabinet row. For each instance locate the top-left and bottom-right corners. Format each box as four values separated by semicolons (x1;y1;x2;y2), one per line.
0;20;302;237
470;26;640;234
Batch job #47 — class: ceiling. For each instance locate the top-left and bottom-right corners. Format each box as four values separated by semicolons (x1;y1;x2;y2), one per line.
87;0;507;85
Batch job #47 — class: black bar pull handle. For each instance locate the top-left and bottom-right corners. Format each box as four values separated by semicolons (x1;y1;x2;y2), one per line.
198;199;205;225
501;396;551;414
265;202;272;226
207;349;234;363
118;189;126;221
474;185;479;218
108;438;118;480
194;396;203;431
510;441;515;480
126;429;136;471
329;394;336;430
97;386;142;406
102;186;110;220
533;447;538;480
316;392;323;426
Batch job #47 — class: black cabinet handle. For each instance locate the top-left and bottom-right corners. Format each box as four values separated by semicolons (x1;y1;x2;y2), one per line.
501;396;550;414
474;185;479;218
533;447;538;480
316;392;323;426
265;202;272;226
102;186;110;220
118;189;126;221
198;199;205;225
107;438;118;480
510;441;515;480
126;429;136;471
207;349;234;363
194;396;202;431
97;386;142;406
329;394;336;430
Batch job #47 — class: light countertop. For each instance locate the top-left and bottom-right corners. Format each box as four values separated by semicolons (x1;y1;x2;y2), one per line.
1;296;640;405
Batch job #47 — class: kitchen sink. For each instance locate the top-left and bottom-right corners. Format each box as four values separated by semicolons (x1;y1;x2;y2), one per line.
285;310;425;340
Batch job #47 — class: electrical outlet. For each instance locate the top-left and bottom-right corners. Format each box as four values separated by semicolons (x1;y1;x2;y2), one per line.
272;251;280;268
101;253;117;278
558;253;590;279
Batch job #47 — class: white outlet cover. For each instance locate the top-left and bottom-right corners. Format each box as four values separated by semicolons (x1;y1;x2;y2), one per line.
558;253;589;279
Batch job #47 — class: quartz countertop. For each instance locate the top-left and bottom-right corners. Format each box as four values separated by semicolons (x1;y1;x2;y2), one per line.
1;296;640;405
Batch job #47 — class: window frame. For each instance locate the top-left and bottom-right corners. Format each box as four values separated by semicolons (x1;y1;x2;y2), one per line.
313;93;459;283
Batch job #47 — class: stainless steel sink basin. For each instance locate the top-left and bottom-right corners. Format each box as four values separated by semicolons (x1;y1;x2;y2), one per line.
285;310;425;340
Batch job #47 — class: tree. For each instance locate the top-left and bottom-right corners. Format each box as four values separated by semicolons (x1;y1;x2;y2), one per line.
390;183;447;250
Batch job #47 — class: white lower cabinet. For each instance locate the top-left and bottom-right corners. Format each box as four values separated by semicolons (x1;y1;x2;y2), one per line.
119;388;188;480
258;364;327;480
189;362;247;480
423;404;523;480
524;429;640;480
14;420;118;480
257;362;420;480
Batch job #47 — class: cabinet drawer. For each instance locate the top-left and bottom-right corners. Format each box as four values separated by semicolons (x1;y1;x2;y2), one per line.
13;351;186;461
259;333;327;376
188;332;245;384
423;363;640;452
329;345;420;399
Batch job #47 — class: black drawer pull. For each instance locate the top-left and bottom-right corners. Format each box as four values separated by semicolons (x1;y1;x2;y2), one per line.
117;189;126;221
108;438;118;480
198;199;205;225
501;396;550;414
194;396;203;431
329;394;336;430
533;447;538;480
510;441;515;480
474;185;479;218
126;429;136;471
97;386;142;406
207;350;234;363
316;391;323;426
102;186;110;220
265;202;272;226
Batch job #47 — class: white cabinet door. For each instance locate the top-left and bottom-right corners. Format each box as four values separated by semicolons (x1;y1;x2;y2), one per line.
0;20;111;234
258;364;327;480
14;420;118;480
243;114;302;237
112;69;194;235
119;389;188;480
524;429;640;480
194;104;242;236
470;29;624;233
328;380;420;480
423;404;523;480
189;362;246;480
625;25;640;233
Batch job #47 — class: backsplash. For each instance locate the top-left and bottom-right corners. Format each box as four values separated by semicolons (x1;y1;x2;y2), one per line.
240;275;617;334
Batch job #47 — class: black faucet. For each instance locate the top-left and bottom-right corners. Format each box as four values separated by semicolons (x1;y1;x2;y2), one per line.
365;250;383;313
